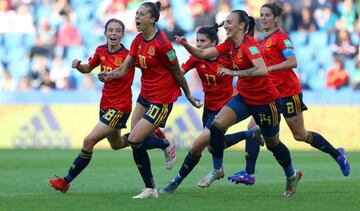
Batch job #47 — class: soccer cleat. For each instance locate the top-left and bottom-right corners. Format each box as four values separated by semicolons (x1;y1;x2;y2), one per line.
164;138;176;170
250;125;264;147
284;170;303;197
197;167;224;188
227;170;255;185
159;180;179;194
153;128;166;139
48;176;70;193
132;188;158;199
336;148;350;176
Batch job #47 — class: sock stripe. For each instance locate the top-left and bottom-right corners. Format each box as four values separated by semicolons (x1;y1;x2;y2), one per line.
306;131;313;144
79;150;92;159
211;122;226;132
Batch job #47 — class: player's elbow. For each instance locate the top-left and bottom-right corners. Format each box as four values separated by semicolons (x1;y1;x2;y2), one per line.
291;60;298;68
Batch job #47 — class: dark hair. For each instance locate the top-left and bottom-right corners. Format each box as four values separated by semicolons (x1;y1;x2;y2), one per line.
261;3;283;17
197;22;224;45
231;10;255;36
104;18;125;33
142;1;161;22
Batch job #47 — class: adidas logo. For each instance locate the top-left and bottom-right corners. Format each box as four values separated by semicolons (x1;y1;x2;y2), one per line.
12;105;71;149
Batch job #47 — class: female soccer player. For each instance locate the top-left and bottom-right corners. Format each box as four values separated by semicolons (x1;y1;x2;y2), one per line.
98;2;201;199
47;19;135;193
174;9;302;197
227;3;350;185
160;24;263;194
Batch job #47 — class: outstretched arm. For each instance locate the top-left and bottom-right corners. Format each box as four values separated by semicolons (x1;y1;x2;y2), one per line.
217;57;268;77
175;36;219;59
268;55;297;72
168;61;202;108
72;59;93;73
98;55;135;82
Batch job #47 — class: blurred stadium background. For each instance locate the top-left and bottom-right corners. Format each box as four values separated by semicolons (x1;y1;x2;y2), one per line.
0;0;360;150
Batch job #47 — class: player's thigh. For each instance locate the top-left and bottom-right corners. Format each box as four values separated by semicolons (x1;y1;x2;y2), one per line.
250;100;280;140
85;121;116;147
190;128;210;155
129;118;156;143
215;95;251;128
131;103;146;130
285;113;308;140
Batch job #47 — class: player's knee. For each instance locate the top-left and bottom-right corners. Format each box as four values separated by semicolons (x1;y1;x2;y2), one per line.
83;136;96;151
110;144;121;150
264;135;280;148
292;131;308;142
247;121;257;130
209;121;226;135
189;147;202;157
128;140;143;149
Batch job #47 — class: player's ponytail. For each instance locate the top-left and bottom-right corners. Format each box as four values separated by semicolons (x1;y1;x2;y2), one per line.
142;1;161;22
232;10;255;37
247;16;255;37
197;22;223;45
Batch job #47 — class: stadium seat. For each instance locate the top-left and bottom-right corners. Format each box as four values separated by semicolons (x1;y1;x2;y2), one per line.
295;46;314;64
290;31;308;47
350;32;359;45
308;31;328;48
4;33;23;50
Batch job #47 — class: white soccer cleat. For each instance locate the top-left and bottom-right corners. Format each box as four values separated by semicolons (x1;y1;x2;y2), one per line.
164;139;176;170
132;188;158;199
197;167;224;188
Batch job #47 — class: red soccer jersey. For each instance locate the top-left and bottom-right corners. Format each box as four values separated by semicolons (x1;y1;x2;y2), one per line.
215;35;278;105
260;29;302;97
182;56;233;111
88;44;135;113
129;30;181;104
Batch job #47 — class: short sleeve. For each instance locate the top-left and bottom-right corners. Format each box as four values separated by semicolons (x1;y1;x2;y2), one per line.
242;44;262;61
158;41;178;66
277;35;295;59
129;36;139;58
215;39;231;56
88;48;100;69
181;56;198;73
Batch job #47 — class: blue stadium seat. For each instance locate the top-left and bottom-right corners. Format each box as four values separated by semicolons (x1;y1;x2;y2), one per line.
308;31;328;48
290;31;308;47
231;0;246;10
65;46;86;65
350;32;359;45
295;46;314;64
4;33;23;50
8;59;30;81
170;0;194;32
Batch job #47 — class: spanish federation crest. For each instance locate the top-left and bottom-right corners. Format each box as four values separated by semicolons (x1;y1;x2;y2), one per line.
114;57;122;66
148;46;155;56
266;39;272;48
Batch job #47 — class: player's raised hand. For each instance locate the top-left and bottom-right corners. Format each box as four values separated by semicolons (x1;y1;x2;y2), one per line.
175;36;188;46
217;68;234;76
72;59;81;68
186;94;203;108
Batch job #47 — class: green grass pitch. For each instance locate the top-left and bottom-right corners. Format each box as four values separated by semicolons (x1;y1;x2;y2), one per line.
1;149;359;210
